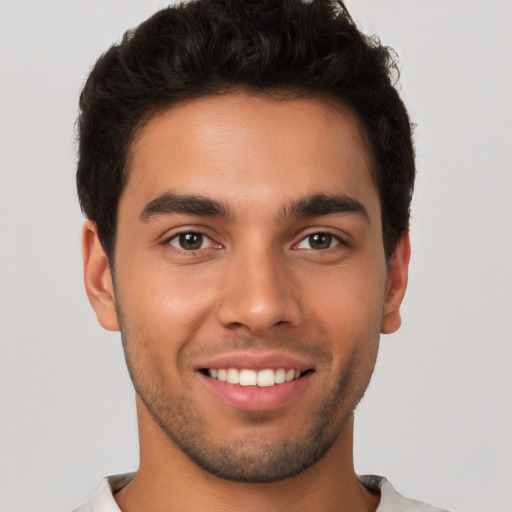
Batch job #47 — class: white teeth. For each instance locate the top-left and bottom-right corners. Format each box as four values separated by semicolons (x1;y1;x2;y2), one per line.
275;368;286;384
257;369;275;387
239;369;257;386
208;367;304;387
226;368;240;384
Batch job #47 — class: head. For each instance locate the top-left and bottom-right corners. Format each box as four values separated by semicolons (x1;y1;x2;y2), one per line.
77;0;415;263
78;0;413;485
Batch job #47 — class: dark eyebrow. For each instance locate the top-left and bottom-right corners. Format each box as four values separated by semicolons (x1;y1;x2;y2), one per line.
282;193;370;223
140;192;233;222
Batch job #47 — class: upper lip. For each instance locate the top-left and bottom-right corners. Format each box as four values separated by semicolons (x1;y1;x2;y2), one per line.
194;351;314;372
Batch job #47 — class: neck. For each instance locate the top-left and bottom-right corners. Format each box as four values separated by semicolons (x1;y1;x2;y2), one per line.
114;396;379;512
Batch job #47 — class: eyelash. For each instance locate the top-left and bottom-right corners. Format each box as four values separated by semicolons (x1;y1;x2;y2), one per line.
165;231;219;252
294;232;346;252
164;230;347;254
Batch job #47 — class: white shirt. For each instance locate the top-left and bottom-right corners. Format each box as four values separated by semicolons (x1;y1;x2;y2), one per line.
74;473;449;511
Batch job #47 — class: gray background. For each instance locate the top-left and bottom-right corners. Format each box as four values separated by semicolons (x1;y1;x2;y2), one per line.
0;1;511;511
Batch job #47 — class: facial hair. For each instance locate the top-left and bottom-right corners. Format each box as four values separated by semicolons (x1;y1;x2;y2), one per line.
119;325;378;483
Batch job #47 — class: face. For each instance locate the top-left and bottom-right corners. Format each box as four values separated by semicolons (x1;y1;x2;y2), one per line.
84;93;409;483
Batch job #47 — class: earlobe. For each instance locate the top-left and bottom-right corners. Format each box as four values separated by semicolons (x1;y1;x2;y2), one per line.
82;220;120;332
381;231;411;334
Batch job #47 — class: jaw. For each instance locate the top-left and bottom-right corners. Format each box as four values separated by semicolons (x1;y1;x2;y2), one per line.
127;398;365;512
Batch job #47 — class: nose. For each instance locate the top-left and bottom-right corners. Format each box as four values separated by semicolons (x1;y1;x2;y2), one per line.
216;247;302;335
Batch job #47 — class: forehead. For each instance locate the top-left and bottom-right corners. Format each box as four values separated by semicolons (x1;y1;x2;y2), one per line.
123;93;378;217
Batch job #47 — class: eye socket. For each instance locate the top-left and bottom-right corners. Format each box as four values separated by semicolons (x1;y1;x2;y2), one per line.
167;232;216;251
295;232;341;251
166;231;342;252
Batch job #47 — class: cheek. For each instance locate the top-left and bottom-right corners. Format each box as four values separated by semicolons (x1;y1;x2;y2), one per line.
303;260;386;344
115;262;217;359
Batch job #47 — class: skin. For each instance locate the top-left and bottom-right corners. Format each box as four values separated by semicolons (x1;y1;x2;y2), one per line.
83;93;410;512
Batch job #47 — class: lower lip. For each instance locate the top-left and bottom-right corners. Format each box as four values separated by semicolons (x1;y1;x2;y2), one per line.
198;372;313;412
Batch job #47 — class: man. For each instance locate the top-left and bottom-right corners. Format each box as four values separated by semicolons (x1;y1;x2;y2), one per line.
74;1;446;510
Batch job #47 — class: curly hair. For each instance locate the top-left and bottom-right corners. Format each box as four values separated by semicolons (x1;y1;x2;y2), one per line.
77;0;415;261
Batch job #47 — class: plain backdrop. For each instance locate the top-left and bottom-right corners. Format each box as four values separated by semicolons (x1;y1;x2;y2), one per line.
0;1;511;511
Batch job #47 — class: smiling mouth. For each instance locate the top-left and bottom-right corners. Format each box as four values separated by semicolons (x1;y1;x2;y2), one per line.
201;368;312;387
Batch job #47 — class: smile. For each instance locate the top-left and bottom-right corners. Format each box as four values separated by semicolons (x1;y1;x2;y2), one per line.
196;352;316;411
206;368;304;387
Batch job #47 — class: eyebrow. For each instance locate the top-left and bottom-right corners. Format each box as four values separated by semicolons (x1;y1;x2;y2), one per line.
139;191;369;224
282;193;370;223
140;192;233;222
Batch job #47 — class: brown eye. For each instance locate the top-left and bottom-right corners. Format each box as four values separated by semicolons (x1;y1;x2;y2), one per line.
296;232;341;251
169;232;207;250
308;233;332;250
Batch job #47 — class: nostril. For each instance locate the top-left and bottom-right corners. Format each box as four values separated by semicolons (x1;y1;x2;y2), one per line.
216;281;302;334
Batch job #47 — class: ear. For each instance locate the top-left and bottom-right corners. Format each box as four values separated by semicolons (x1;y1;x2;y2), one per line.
82;220;120;331
381;231;411;334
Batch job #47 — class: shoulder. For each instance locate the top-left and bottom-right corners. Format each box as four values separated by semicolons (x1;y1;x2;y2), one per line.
76;472;450;512
359;475;450;512
73;473;135;512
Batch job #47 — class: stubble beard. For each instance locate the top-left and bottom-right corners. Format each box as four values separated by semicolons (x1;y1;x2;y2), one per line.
120;330;377;484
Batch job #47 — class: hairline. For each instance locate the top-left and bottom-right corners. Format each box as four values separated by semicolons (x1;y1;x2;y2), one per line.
107;86;383;265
